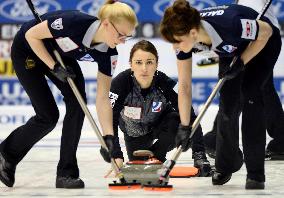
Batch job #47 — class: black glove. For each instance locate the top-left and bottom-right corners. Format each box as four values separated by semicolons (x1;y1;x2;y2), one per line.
50;62;76;82
100;135;123;163
219;56;245;80
176;124;192;152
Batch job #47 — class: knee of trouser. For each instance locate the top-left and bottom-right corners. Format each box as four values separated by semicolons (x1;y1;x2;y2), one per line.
64;89;87;105
36;107;59;131
242;90;263;107
64;91;86;111
191;125;204;143
218;104;241;121
48;108;59;127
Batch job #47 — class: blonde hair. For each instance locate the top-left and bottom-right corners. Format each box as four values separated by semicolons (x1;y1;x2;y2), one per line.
98;0;138;28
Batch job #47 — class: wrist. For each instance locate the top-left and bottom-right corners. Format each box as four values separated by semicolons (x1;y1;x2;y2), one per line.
51;62;59;70
179;123;190;129
113;150;124;161
103;134;114;138
237;56;245;70
103;129;113;136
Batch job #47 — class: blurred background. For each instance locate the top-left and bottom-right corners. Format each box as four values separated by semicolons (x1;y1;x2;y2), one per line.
0;0;284;134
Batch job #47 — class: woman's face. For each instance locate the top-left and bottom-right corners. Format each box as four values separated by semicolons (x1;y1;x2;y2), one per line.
172;29;198;53
106;19;134;48
130;49;158;89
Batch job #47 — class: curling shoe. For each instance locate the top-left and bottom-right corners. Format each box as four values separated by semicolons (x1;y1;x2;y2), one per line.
205;147;216;159
212;171;232;185
56;176;85;189
245;178;265;189
203;131;217;159
265;150;284;161
0;152;16;187
193;151;212;177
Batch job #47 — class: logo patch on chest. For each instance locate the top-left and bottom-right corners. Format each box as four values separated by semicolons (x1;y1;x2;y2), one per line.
80;54;94;62
124;106;141;119
55;37;78;52
222;45;237;53
152;102;162;112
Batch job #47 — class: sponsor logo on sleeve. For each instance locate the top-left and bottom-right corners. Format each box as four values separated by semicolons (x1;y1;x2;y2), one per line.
55;37;78;52
51;18;63;30
240;19;257;40
110;55;118;76
109;91;118;108
152;101;162;112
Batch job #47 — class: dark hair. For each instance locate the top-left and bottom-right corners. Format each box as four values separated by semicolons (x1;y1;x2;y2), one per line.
129;40;159;62
160;0;201;43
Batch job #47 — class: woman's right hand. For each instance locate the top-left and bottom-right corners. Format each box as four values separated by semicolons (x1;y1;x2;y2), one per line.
50;62;76;82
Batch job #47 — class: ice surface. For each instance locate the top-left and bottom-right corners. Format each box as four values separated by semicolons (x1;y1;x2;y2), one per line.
0;106;283;197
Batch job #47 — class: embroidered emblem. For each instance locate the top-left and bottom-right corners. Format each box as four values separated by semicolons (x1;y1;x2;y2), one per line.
51;18;63;30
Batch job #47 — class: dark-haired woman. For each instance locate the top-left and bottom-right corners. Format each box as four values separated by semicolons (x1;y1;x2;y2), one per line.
203;0;284;161
100;40;212;176
160;0;281;189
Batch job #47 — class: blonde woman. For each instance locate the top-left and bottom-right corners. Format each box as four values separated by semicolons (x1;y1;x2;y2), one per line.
0;0;137;188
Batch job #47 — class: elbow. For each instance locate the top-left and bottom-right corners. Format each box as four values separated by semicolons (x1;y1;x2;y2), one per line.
263;24;273;39
25;29;36;45
25;30;31;42
258;22;273;41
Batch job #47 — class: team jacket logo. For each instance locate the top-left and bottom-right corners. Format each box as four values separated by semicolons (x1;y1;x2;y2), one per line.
152;102;162;112
200;10;224;17
222;45;237;53
109;91;118;108
80;54;94;62
51;18;63;30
